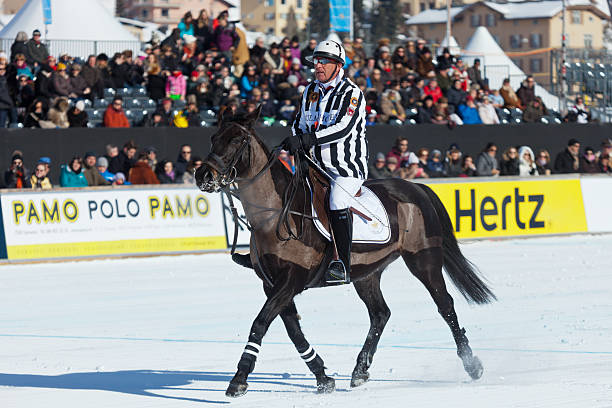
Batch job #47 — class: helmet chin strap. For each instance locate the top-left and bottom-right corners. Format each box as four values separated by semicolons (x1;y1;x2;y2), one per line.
321;63;341;85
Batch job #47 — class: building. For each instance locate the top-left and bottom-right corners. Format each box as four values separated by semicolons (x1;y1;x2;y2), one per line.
2;0;117;15
241;0;309;37
407;1;610;79
121;0;233;26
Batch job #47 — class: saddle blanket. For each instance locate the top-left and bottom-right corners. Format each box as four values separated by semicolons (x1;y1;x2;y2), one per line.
312;186;391;244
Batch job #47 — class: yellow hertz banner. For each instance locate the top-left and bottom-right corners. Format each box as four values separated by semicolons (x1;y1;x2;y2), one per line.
427;179;588;239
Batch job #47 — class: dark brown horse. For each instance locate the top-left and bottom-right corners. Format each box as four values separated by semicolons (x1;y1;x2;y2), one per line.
195;106;496;397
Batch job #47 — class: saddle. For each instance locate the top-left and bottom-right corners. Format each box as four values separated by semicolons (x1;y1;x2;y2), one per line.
307;168;391;245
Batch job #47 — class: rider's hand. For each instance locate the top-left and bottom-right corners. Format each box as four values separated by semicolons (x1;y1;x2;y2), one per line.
282;136;302;155
299;132;317;150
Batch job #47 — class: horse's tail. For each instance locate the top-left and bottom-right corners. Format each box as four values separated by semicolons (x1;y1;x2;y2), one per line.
416;183;496;305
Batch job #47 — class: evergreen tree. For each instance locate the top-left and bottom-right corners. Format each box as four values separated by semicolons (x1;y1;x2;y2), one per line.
353;0;366;37
308;0;330;39
373;0;402;38
283;6;299;38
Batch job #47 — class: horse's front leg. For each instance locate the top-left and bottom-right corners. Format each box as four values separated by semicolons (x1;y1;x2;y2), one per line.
225;281;295;397
279;300;335;393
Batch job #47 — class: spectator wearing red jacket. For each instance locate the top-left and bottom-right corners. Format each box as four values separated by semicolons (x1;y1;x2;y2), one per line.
423;79;442;104
103;96;130;128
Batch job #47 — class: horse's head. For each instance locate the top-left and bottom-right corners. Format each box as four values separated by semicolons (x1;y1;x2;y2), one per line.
196;105;262;193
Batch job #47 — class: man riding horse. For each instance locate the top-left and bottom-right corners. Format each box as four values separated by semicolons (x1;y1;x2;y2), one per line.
237;40;368;284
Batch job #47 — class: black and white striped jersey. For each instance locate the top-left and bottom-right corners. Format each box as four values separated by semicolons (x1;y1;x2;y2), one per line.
292;71;368;179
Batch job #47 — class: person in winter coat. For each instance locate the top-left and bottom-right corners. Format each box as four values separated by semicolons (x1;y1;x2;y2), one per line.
566;96;591;123
23;98;48;128
516;76;536;107
368;152;393;179
25;29;49;67
82;152;109;186
264;43;284;75
34;66;55;102
522;98;546;122
518;146;538;176
194;9;213;49
0;61;17;127
155;160;177;184
477;95;500;124
554;138;581;173
379;89;406;123
129;153;160;185
48;97;70;128
416;95;435;123
535;149;553;175
416;48;435;78
500;78;523;109
30;162;52;189
166;69;186;101
458;97;482;124
4;154;31;188
467;59;487;90
178;11;194;39
446;79;467;112
69;64;91;99
145;63;166;102
386;136;415;167
96;157;115;183
213;18;239;55
476;143;500;176
109;140;137;175
182;156;203;184
423;79;443;103
239;64;259;99
81;55;103;99
500;147;520;176
426;150;445;178
103;97;130;128
53;63;75;98
10;32;29;62
461;155;477;177
67;100;89;128
232;25;250;77
580;147;600;173
60;157;88;188
110;53;131;89
444;148;463;177
174;144;191;180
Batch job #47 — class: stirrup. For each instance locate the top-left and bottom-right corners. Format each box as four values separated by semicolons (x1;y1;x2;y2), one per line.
325;260;350;284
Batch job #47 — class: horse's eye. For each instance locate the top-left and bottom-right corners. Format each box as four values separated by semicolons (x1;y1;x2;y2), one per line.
231;138;241;145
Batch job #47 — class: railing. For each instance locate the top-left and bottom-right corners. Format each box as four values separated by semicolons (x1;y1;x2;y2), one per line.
0;38;143;60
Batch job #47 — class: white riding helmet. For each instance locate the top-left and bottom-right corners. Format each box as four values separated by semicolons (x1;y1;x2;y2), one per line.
306;40;346;65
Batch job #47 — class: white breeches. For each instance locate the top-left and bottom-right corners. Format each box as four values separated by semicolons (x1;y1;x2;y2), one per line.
329;176;364;211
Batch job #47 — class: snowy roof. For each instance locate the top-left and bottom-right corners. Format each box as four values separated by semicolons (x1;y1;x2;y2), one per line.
408;0;609;25
407;7;465;25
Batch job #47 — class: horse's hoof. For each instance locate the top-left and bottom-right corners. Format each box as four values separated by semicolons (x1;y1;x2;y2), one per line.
317;375;336;394
463;355;484;380
225;381;248;397
350;370;370;388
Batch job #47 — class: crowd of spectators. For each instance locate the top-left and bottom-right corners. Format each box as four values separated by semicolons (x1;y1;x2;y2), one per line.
0;11;593;130
3;141;203;188
367;136;612;181
4;137;610;190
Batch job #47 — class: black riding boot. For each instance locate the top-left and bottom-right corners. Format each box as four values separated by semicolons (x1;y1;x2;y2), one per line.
325;209;352;285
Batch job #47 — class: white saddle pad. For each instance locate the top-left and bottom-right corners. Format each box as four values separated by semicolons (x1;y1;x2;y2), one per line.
312;186;391;244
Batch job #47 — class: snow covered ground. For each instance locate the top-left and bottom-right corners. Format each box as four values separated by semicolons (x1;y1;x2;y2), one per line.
1;235;611;407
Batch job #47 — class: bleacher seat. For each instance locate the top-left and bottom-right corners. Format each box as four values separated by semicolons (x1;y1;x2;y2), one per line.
103;88;115;98
116;87;131;97
93;98;109;108
173;99;186;109
133;87;147;97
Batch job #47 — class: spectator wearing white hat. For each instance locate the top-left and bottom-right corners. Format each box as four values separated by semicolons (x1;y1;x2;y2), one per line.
67;100;89;128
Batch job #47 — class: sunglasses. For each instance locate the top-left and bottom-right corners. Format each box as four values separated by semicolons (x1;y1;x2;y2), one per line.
313;57;336;65
182;150;191;154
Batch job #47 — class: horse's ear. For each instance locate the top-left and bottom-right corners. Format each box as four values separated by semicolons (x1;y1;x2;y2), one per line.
244;104;263;128
218;106;234;127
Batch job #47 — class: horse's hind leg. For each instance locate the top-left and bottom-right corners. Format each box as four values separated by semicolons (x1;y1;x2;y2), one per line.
351;272;391;387
279;300;335;393
402;248;484;380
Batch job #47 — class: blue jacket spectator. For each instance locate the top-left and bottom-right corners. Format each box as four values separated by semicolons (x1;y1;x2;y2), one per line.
458;98;482;124
178;12;194;39
240;66;259;99
60;157;88;187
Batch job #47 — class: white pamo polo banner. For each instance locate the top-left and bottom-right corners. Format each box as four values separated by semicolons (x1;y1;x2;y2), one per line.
0;186;226;260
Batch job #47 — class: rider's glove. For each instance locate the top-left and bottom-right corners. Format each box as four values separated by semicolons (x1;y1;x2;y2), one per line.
299;132;317;150
282;136;302;155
